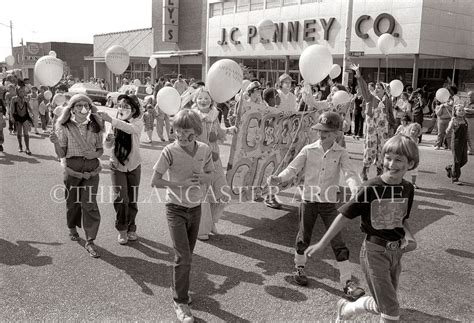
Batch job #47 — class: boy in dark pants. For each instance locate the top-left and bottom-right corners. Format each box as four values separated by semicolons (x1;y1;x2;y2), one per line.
151;109;214;323
306;135;419;322
268;112;365;300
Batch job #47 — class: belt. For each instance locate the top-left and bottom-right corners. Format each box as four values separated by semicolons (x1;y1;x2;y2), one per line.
366;235;401;250
65;164;102;180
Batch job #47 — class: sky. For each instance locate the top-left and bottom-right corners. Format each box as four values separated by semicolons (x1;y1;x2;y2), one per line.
0;0;152;60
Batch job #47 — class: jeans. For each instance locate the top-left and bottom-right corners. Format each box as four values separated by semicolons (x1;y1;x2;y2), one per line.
360;239;403;320
15;121;30;149
436;118;451;148
111;165;141;232
354;114;364;137
166;203;201;304
156;116;170;140
64;157;101;242
295;202;349;262
40;113;49;130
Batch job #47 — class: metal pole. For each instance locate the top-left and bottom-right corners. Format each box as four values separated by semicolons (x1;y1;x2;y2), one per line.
385;55;388;83
377;58;381;83
10;20;14;55
452;58;456;86
342;0;354;87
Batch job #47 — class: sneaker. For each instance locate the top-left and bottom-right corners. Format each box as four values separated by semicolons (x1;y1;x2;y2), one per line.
173;301;194;323
118;231;128;245
159;137;165;142
25;149;32;155
453;180;463;186
18;147;23;153
343;280;365;301
127;231;138;241
293;266;308;286
197;234;209;241
413;184;419;189
335;298;349;323
211;223;219;235
68;228;80;241
85;242;100;258
445;166;452;178
264;197;282;209
434;146;441;150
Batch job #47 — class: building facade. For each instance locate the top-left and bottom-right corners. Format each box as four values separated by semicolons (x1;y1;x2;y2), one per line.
11;42;93;85
207;0;474;90
88;28;153;91
151;0;207;80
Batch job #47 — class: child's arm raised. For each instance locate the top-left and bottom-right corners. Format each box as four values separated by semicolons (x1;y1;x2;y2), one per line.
306;213;351;257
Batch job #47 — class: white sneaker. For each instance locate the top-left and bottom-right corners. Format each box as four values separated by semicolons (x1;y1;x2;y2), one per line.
173;301;194;323
127;231;138;241
118;231;128;245
197;234;209;241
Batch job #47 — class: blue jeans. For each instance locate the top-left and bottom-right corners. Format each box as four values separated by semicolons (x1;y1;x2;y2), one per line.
166;203;201;304
360;239;403;320
295;202;349;262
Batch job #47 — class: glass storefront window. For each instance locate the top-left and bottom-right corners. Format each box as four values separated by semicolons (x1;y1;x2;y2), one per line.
250;0;264;11
266;0;281;9
223;2;235;14
210;3;222;17
236;0;249;12
282;0;298;6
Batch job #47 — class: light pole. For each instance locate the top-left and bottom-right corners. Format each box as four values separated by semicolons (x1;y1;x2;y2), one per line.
342;0;354;88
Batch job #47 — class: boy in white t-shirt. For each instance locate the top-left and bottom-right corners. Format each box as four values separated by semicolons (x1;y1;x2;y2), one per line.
151;109;214;323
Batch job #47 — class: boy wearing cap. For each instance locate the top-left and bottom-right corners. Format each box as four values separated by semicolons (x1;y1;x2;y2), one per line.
268;111;365;299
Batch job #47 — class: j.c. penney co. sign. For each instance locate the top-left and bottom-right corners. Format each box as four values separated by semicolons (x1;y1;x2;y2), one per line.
217;13;398;46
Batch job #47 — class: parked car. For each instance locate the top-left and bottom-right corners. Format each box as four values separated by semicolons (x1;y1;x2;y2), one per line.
68;83;108;106
106;84;153;108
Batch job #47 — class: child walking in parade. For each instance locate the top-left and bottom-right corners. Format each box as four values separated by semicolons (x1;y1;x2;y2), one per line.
143;103;157;143
49;94;105;258
306;134;419;323
10;81;33;155
445;104;470;185
404;122;422;189
351;64;396;181
267;111;365;300
151;109;214;323
99;94;144;245
191;87;235;240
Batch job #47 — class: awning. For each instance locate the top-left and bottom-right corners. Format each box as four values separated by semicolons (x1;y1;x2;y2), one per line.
151;50;202;59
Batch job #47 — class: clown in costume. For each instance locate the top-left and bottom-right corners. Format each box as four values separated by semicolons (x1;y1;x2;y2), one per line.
192;88;236;240
351;64;396;181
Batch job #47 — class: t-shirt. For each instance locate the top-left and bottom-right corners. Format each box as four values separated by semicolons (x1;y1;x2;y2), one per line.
338;176;415;241
153;141;214;208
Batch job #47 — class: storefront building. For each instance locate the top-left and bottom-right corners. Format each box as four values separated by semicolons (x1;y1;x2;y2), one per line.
207;0;474;90
11;42;93;85
88;28;153;91
151;0;207;80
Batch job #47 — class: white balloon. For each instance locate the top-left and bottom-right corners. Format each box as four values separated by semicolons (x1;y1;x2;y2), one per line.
34;55;64;86
148;57;157;68
257;19;276;40
5;55;15;66
331;91;351;106
49;51;57;58
105;45;130;75
207;59;243;103
329;64;342;79
299;45;333;84
389;79;404;97
146;86;153;95
436;88;450;104
133;79;141;86
377;33;396;55
44;90;53;101
157;87;181;115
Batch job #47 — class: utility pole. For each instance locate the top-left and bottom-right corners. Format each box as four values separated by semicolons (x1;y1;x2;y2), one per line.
10;20;14;55
342;0;354;88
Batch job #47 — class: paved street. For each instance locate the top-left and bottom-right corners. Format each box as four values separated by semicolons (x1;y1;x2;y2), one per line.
1;108;473;322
